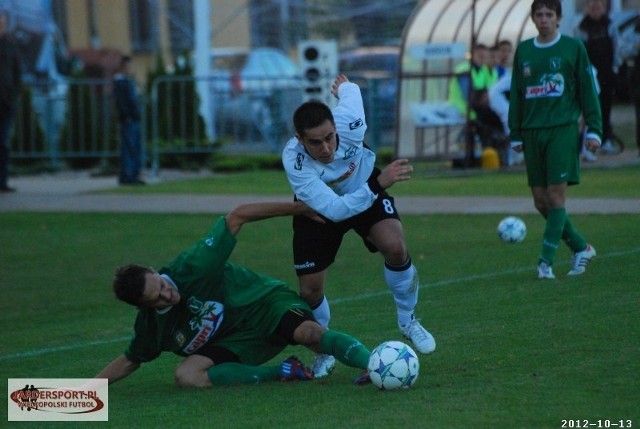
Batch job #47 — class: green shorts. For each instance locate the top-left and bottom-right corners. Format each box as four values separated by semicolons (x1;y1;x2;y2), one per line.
213;287;312;366
522;123;580;187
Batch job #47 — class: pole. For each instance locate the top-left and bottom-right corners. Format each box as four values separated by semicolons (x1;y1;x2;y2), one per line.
465;0;478;168
194;0;214;139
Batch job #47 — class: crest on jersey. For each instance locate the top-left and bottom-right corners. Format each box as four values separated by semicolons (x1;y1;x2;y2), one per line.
294;153;304;170
349;118;363;130
550;57;561;71
174;330;186;347
343;146;358;160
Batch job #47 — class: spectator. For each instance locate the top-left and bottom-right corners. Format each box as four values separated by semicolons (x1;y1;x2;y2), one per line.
113;55;144;185
619;19;640;156
449;44;497;118
488;41;524;167
574;0;618;155
497;40;514;74
509;0;601;280
0;10;21;193
470;88;510;165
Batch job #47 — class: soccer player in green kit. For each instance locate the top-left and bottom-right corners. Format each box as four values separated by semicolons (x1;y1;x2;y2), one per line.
95;201;372;387
508;0;600;279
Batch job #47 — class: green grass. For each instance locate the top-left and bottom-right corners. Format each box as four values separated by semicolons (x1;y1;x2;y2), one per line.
1;212;639;428
102;164;640;198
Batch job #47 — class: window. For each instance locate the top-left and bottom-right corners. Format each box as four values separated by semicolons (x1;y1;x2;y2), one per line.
129;0;159;53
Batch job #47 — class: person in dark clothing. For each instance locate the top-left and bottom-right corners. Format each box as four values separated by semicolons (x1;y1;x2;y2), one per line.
0;10;22;193
574;0;618;154
620;20;640;156
113;55;144;185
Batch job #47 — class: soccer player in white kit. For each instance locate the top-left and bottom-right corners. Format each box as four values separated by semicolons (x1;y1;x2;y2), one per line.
282;74;436;377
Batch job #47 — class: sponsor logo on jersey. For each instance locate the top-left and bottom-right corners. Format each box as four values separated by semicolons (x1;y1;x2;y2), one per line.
525;73;564;98
183;297;224;354
294;153;305;170
342;145;358;160
349;118;363;130
174;330;187;347
294;261;316;270
326;162;357;187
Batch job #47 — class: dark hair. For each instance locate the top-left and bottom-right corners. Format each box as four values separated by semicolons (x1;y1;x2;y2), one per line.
113;264;153;306
293;101;334;137
119;55;132;69
531;0;562;18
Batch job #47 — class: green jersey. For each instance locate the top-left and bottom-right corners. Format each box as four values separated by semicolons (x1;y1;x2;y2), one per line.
508;34;602;142
125;217;288;363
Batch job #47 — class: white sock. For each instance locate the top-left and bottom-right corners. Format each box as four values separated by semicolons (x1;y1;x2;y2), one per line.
311;295;330;328
397;310;414;329
384;261;419;328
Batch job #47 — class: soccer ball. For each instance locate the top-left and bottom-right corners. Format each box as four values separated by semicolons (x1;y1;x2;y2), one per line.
497;216;527;243
367;341;420;390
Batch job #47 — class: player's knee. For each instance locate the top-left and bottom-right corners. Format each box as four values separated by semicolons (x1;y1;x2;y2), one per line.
293;320;325;346
382;242;408;265
299;281;324;304
174;366;207;388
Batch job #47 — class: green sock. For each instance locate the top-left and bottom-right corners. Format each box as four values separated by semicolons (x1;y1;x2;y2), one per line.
319;329;371;369
561;215;587;253
207;363;280;385
541;207;566;265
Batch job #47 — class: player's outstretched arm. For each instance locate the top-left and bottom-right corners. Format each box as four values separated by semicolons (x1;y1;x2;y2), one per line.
373;159;414;191
95;354;141;385
331;74;349;99
225;201;324;236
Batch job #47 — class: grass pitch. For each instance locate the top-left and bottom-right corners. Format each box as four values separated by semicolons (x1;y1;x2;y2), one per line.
1;211;638;428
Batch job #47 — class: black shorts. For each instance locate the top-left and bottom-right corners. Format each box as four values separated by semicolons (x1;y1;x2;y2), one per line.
292;186;401;276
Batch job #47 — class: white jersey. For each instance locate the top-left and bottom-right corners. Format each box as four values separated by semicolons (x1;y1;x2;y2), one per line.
282;82;378;222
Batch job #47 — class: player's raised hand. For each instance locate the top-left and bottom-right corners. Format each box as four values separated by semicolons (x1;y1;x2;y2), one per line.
331;74;349;99
377;159;413;190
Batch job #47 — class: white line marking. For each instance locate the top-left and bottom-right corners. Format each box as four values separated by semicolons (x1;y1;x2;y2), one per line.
3;247;639;361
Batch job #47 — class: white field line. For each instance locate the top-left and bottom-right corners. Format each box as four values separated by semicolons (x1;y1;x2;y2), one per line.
2;247;639;362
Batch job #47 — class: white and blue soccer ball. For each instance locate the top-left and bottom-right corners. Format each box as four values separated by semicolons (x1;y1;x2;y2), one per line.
497;216;527;243
367;341;420;390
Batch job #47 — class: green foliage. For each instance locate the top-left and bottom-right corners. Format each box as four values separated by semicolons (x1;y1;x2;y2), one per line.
211;153;284;172
58;71;118;169
146;51;211;169
1;212;639;428
104;163;640;199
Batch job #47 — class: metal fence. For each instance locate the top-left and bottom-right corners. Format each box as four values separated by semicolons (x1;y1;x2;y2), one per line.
10;74;397;174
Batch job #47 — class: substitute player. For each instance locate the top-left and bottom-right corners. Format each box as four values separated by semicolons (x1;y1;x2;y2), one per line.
95;201;372;387
509;0;600;279
282;74;436;378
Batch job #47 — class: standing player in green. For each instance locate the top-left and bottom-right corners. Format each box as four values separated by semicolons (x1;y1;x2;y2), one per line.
508;0;601;279
95;201;372;387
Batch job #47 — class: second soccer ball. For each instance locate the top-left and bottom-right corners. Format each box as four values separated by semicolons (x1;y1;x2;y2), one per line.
497;216;527;243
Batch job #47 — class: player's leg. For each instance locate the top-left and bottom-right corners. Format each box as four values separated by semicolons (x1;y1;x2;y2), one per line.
282;314;371;370
292;214;343;377
365;217;435;354
299;270;329;325
175;349;286;387
179;327;313;387
550;123;596;275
